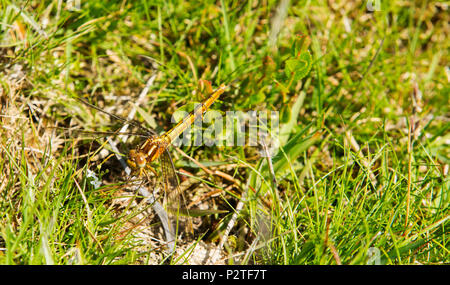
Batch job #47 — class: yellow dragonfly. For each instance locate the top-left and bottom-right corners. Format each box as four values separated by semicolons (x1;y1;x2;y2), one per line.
75;83;227;239
126;83;227;214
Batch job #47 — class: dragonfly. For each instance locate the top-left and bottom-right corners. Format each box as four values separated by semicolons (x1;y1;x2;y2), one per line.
126;83;227;214
74;83;227;238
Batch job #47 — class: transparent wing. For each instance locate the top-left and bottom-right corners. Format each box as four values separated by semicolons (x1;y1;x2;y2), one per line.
76;96;157;136
160;148;227;218
160;148;186;214
50;126;151;139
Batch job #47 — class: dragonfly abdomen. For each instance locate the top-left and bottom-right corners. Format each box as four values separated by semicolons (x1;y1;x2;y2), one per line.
166;84;226;142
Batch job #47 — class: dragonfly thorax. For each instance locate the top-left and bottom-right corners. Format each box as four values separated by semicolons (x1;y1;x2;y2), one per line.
127;137;169;170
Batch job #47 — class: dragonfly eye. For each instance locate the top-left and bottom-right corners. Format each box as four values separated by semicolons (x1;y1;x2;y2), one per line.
128;149;146;168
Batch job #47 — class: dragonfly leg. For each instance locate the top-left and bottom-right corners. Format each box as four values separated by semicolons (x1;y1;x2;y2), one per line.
145;164;158;176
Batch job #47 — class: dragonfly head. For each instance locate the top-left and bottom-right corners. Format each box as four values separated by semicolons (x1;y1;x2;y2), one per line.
127;149;147;169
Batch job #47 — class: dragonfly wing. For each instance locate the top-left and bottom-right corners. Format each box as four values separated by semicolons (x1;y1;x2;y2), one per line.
160;148;227;217
160;148;196;237
76;97;157;136
50;126;150;139
160;148;184;212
